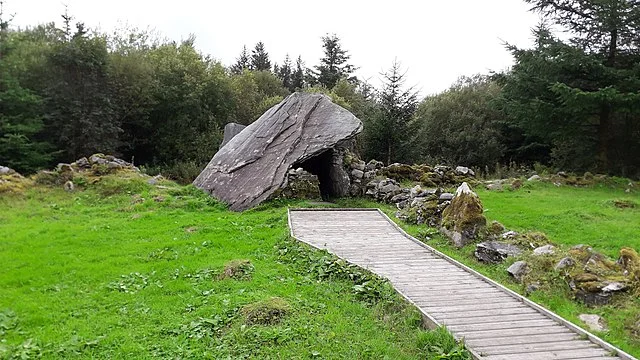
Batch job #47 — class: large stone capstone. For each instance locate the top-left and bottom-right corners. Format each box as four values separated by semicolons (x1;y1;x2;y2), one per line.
193;92;363;211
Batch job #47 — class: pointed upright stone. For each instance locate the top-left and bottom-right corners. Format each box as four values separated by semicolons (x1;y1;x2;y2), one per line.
440;182;487;247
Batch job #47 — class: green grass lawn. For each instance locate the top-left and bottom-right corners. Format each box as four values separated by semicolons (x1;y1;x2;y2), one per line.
336;181;640;357
476;181;640;257
0;181;465;359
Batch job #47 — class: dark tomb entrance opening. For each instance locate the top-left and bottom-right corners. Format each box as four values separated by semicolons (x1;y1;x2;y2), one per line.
295;150;336;200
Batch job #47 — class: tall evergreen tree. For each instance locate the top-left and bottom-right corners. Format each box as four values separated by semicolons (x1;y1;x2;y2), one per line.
314;34;356;88
0;1;10;59
291;55;305;90
370;60;418;164
503;0;640;174
276;54;293;91
250;41;271;71
230;45;250;74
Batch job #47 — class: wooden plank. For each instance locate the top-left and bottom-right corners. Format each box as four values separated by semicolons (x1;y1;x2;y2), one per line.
457;325;573;340
420;301;525;313
481;348;612;360
473;340;601;355
412;297;516;308
464;333;581;347
440;313;544;325
448;319;558;332
430;306;539;319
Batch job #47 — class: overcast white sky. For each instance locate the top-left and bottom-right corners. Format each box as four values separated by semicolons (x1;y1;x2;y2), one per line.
8;0;541;95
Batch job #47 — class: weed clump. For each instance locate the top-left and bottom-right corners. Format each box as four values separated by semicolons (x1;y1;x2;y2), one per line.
219;259;254;281
613;199;637;209
417;327;471;359
241;297;290;326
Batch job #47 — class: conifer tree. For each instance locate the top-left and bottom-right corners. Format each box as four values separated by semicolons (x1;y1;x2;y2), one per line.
291;55;305;90
230;45;250;74
314;34;356;88
250;41;271;71
276;54;293;91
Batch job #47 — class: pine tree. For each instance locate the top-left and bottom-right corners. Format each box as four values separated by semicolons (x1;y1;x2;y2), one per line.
276;54;293;91
376;60;418;164
61;5;73;41
0;0;9;59
250;41;271;71
508;0;640;173
314;34;357;88
230;45;250;74
291;55;305;90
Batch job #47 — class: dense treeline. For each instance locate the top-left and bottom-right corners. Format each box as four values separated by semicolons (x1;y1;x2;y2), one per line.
1;0;639;180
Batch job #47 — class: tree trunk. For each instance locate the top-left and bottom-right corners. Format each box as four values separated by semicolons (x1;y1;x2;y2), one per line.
597;105;612;172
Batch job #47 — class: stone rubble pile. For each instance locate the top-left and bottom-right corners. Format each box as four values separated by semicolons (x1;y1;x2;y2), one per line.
34;154;142;190
274;168;321;200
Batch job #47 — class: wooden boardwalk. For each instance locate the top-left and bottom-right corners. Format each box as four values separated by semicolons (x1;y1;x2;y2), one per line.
288;209;635;360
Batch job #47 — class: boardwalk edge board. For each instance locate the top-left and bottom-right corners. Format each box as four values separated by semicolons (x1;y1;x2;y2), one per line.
287;208;636;360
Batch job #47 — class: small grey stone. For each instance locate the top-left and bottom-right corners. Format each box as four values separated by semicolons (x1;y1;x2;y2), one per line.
63;181;75;192
475;242;523;264
578;314;608;332
365;160;383;172
409;185;422;198
351;160;366;171
486;183;503;191
439;193;454;201
89;154;108;165
502;230;519;239
364;170;377;179
557;171;568;177
507;261;528;281
147;175;163;185
528;174;541;182
379;183;401;194
0;166;13;175
533;245;555;256
455;166;471;175
390;193;410;204
555;257;575;271
602;282;626;293
351;169;364;179
526;282;540;294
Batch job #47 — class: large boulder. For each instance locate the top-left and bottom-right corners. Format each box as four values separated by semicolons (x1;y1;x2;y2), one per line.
193;93;363;211
440;182;487;247
220;122;247;149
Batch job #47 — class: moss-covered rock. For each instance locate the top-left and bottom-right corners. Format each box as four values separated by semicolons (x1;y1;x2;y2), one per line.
440;182;487;247
381;163;424;182
0;168;32;194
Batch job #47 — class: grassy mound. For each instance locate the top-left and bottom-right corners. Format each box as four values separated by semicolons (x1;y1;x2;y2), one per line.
241;297;290;325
